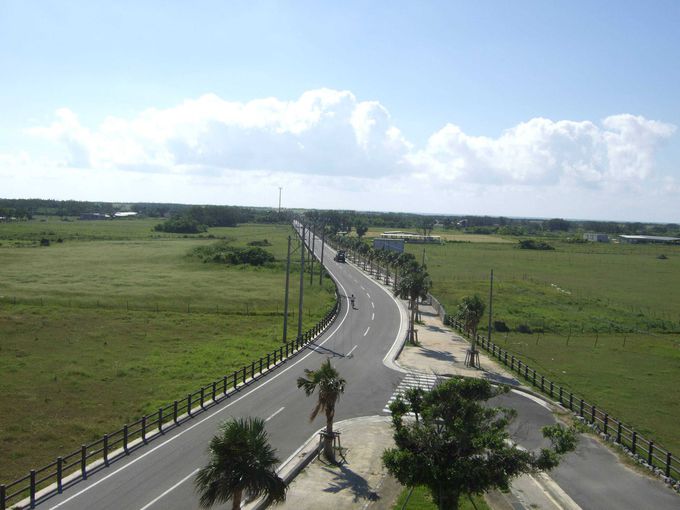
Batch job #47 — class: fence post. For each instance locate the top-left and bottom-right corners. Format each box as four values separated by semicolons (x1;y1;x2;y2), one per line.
223;376;227;395
549;381;553;398
173;401;179;425
233;371;238;390
632;431;637;454
267;353;271;368
616;421;622;443
648;441;654;466
212;381;217;402
142;416;147;444
259;357;263;374
540;375;544;392
251;361;255;379
57;456;63;493
559;387;563;404
124;424;129;453
511;356;515;370
200;387;205;409
666;452;672;477
569;393;573;411
158;408;164;434
30;470;36;508
104;434;109;466
579;399;584;417
591;405;596;424
1;484;5;510
187;395;192;417
242;366;246;384
81;445;88;479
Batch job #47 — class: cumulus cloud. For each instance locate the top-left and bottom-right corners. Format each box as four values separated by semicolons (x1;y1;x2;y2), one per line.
409;115;675;187
27;89;675;192
28;89;411;177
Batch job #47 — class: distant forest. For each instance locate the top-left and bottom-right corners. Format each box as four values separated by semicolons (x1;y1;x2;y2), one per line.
1;198;678;237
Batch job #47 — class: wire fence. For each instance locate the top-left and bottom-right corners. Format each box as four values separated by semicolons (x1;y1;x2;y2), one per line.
0;224;341;510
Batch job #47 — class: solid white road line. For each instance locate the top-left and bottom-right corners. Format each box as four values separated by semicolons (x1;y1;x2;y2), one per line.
364;327;370;336
366;292;371;299
138;468;199;510
360;285;365;291
371;312;375;321
347;345;358;357
265;407;285;422
371;301;375;309
48;263;352;510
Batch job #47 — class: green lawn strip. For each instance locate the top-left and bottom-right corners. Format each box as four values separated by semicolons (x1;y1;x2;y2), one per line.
393;485;489;510
0;304;333;484
409;239;680;456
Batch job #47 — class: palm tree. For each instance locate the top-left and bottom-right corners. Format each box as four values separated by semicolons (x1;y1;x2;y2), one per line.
394;266;432;344
195;417;286;509
297;359;346;462
457;295;486;368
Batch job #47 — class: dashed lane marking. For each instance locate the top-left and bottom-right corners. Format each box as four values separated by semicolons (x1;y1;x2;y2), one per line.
138;468;199;510
265;407;285;422
363;326;370;336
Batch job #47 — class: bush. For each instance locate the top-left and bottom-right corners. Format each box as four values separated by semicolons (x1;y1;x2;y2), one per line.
154;216;207;234
518;239;554;250
191;242;275;266
517;324;533;334
657;254;668;260
494;320;510;332
247;239;272;247
40;238;50;246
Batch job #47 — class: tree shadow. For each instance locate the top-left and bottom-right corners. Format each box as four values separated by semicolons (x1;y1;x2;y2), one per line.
417;347;456;363
321;463;380;503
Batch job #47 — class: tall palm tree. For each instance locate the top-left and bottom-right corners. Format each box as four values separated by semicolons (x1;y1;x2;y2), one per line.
297;359;346;462
195;417;286;509
394;266;432;344
457;295;486;368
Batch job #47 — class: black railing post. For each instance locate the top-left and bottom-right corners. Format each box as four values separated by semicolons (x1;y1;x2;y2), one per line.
251;361;255;379
259;357;263;374
158;408;164;434
591;405;596;424
267;353;271;368
616;421;622;443
30;470;36;508
233;371;238;389
200;387;205;409
124;424;129;453
173;401;179;424
666;452;672;477
648;441;654;465
187;395;192;417
104;434;109;466
242;366;246;384
223;376;228;395
212;382;217;402
57;456;63;493
540;375;544;392
81;445;88;479
1;484;6;510
142;416;147;444
511;356;515;370
603;414;608;435
569;393;573;411
632;431;637;454
549;381;553;398
559;387;563;404
579;399;584;417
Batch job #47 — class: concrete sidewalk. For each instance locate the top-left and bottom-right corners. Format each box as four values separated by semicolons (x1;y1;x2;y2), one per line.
267;295;573;510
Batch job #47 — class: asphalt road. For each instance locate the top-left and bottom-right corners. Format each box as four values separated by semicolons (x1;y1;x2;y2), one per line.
35;225;678;509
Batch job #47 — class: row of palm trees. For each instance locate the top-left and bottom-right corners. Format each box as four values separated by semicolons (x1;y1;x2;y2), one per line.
195;359;346;509
330;233;432;345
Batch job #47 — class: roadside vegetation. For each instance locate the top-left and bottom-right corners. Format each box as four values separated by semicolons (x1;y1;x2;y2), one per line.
0;218;335;484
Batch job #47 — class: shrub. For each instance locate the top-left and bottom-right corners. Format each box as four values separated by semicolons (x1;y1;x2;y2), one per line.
518;239;554;250
493;320;510;332
40;238;50;246
154;216;207;234
247;239;272;247
517;324;533;334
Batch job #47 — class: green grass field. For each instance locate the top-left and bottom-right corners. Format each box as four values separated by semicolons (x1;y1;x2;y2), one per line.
406;238;680;454
0;219;335;484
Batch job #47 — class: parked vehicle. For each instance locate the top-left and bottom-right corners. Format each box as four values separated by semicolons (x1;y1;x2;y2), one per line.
334;250;346;263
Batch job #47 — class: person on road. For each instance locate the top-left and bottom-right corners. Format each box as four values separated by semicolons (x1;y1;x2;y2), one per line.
350;294;356;308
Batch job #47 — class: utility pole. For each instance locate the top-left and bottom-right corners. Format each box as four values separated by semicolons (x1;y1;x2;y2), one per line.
298;224;305;339
310;225;316;285
278;187;282;214
319;227;325;285
282;236;291;343
488;269;494;342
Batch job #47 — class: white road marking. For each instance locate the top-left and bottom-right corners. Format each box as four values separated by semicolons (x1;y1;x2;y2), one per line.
366;293;371;299
138;468;199;510
48;260;353;510
347;345;358;357
371;301;375;309
360;285;365;291
364;326;370;336
265;407;285;422
371;312;375;320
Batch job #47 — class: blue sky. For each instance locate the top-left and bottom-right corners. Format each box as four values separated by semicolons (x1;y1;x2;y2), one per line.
2;1;679;221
